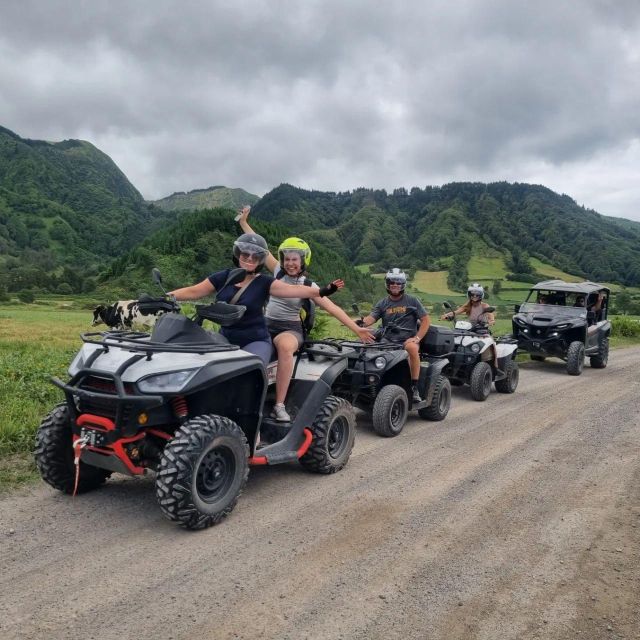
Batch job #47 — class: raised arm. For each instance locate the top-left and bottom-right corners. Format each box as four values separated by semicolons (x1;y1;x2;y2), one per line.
269;279;323;299
237;206;279;273
169;278;215;301
316;296;375;343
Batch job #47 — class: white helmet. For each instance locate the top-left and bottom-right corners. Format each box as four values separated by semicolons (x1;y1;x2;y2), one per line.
467;283;484;300
385;268;407;294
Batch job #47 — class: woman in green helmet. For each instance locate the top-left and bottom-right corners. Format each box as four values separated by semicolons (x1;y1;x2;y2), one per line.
238;206;373;422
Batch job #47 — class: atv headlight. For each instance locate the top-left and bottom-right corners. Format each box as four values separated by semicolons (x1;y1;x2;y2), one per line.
470;342;481;353
556;323;570;330
138;369;198;393
374;356;386;369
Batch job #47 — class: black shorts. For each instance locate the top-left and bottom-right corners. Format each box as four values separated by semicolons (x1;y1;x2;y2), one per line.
266;318;304;348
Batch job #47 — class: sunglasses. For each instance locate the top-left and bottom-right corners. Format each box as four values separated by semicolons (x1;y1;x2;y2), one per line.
239;252;260;263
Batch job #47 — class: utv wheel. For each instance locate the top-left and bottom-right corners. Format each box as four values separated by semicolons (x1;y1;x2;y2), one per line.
34;404;111;494
470;362;492;401
530;355;545;362
156;414;249;530
372;385;409;437
566;341;585;376
418;375;451;421
300;396;355;474
495;359;519;394
590;337;609;369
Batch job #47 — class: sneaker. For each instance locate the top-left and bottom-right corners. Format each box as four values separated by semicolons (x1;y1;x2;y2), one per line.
271;403;291;422
411;386;422;403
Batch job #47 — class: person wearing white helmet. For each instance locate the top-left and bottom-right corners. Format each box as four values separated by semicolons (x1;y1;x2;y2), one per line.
356;268;430;403
440;283;495;325
237;205;374;421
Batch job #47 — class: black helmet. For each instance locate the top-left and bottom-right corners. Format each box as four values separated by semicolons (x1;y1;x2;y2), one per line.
232;233;269;272
385;267;407;294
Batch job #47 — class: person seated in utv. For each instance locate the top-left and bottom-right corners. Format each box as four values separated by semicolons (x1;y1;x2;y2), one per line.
168;232;338;368
238;205;374;421
440;283;495;327
355;268;430;403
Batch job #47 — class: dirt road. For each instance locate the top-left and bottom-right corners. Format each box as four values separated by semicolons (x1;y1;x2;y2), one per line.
1;346;639;640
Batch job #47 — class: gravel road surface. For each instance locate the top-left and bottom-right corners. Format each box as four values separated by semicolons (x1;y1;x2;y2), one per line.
1;346;639;640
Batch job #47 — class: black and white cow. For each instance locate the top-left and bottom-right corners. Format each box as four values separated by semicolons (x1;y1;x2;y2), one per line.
92;300;165;330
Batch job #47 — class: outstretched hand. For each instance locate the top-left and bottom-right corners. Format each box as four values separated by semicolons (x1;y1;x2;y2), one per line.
356;326;375;343
236;205;251;223
319;279;344;297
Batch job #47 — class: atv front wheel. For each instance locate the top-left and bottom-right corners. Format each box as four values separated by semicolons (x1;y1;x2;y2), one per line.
34;404;111;494
300;396;355;474
566;341;585;376
418;375;451;421
495;359;519;394
372;384;408;437
470;362;492;401
590;337;609;369
156;414;249;530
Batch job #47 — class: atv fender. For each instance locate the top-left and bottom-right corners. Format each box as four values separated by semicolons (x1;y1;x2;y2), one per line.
420;358;448;404
254;357;348;463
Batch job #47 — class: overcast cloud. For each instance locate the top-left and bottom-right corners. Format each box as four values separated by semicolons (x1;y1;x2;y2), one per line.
1;0;639;220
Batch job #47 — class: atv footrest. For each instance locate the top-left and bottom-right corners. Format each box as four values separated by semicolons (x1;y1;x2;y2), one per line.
255;449;300;464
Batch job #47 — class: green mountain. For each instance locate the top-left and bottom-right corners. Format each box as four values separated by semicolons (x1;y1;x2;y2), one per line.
0;125;172;293
150;186;259;212
100;207;380;304
250;183;640;287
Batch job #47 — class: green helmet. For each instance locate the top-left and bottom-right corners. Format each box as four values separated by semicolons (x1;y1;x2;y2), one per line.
278;237;311;272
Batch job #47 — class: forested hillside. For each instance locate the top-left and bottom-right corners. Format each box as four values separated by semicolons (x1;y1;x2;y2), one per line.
100;208;381;304
150;186;259;212
251;183;640;288
0;126;172;294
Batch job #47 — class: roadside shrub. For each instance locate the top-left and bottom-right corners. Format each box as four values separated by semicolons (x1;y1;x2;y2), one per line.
17;290;35;303
611;315;640;338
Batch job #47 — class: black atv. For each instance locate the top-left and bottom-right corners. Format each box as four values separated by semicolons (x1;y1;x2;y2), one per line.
34;269;356;530
324;304;451;438
511;280;611;375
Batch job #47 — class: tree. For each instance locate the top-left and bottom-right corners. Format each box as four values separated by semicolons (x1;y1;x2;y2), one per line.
492;279;502;296
614;290;632;315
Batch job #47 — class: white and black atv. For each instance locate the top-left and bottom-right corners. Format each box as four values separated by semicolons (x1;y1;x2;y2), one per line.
440;302;519;401
34;269;356;530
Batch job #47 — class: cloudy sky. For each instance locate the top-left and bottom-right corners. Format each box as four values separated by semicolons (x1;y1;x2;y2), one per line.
1;1;639;220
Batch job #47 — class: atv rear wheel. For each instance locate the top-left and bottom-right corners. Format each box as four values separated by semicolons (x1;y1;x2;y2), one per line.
372;384;408;437
470;362;492;401
418;375;451;421
300;396;355;474
495;359;519;394
156;414;249;530
530;355;545;362
590;337;609;369
34;404;111;494
566;341;585;376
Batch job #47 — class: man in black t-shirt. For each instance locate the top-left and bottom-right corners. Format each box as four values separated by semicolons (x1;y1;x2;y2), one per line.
358;268;430;402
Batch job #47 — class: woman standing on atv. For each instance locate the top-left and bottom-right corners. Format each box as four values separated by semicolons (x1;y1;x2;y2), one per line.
238;206;373;421
440;283;495;326
168;231;339;368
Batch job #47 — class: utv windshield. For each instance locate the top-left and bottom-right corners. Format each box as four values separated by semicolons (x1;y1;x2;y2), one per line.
520;290;588;317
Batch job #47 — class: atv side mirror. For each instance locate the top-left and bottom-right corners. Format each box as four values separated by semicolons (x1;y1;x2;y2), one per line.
514;304;521;313
442;301;452;310
152;268;163;286
352;303;361;316
485;306;496;313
